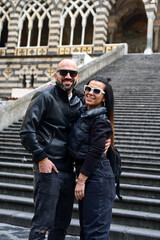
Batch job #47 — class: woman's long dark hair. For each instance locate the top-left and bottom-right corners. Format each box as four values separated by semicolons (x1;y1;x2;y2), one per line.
87;76;114;148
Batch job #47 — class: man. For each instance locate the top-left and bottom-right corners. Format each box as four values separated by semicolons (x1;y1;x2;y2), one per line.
20;59;110;240
20;59;84;240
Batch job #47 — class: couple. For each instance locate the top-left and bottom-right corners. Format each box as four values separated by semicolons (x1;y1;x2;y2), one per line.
20;59;115;240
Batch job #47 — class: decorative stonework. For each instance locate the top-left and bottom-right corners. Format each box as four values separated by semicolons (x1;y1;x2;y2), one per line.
0;49;6;56
57;46;93;55
45;66;55;79
12;0;19;7
3;66;13;78
15;47;48;56
38;48;48;55
104;44;118;53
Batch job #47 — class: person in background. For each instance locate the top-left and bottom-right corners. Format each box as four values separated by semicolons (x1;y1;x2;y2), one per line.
68;76;115;240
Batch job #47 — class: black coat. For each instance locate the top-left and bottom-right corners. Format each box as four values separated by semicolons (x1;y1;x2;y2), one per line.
68;106;112;176
20;84;83;171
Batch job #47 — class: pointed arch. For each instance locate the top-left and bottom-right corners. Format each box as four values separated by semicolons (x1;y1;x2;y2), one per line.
18;0;52;47
108;0;147;53
59;0;96;46
0;1;10;47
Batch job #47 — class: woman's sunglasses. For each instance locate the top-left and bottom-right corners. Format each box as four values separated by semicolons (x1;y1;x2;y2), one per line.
84;85;105;96
57;69;78;78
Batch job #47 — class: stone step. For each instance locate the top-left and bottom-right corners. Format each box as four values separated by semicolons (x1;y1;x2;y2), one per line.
0;134;20;139
0;195;34;213
115;122;160;129
114;108;160;113
114;116;160;123
3;127;20;132
115;138;160;146
0;151;31;158
114;128;160;134
109;224;160;240
0;182;33;198
0;195;160;231
0;155;32;163
114;99;160;103
122;166;160;175
0;172;33;185
0;162;33;174
0;142;24;147
1;209;159;240
120;173;160;187
72;204;160;230
114;111;160;117
0;208;32;228
120;184;160;199
113;196;160;213
3;122;160;132
0;131;19;135
122;160;160;169
0;146;28;152
117;143;160;152
114;104;160;109
0;138;22;143
115;131;160;139
121;154;160;162
118;149;160;159
111;208;160;230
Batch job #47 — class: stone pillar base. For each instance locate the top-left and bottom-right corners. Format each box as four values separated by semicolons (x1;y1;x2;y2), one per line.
144;48;153;54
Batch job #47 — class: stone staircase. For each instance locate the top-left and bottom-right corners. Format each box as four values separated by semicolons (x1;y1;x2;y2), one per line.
0;54;160;240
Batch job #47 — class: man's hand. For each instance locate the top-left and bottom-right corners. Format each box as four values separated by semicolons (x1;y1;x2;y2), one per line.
104;138;111;153
39;158;58;173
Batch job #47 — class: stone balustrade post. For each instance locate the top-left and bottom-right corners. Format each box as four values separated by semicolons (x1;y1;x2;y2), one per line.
144;12;156;54
153;26;160;52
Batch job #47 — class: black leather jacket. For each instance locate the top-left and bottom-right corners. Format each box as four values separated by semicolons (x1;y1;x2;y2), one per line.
20;84;83;171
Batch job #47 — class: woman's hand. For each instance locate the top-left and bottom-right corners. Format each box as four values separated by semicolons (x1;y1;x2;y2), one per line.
75;181;85;201
104;138;111;153
75;173;88;201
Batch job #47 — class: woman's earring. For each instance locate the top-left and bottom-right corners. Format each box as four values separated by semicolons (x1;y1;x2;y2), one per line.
103;101;105;107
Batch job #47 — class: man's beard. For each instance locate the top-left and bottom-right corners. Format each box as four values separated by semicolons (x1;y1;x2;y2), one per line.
58;82;76;92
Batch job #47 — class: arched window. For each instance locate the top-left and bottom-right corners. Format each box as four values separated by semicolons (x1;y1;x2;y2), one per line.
18;0;51;47
0;2;10;48
60;0;96;46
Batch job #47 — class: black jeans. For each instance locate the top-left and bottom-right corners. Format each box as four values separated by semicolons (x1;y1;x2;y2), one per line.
77;159;115;240
29;165;75;240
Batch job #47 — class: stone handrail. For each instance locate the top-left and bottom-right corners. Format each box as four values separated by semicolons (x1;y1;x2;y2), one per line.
0;44;128;131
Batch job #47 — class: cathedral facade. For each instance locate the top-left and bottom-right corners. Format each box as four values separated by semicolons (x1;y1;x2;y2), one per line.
0;0;160;99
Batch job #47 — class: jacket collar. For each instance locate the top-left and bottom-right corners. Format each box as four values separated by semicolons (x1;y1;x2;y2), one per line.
55;83;69;102
80;105;107;118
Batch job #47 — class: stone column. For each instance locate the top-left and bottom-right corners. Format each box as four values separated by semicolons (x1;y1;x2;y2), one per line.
144;12;155;54
108;28;116;43
153;26;160;52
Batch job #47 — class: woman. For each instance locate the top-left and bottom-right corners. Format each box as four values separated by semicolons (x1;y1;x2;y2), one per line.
68;76;115;240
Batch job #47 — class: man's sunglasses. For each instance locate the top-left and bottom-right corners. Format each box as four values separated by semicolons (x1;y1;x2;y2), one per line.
57;69;78;78
84;85;105;96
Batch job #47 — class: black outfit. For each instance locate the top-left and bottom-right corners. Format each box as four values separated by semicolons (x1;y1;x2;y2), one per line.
68;106;115;240
20;84;83;240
